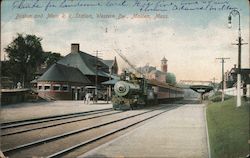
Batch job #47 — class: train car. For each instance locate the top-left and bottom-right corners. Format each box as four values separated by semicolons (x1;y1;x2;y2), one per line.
148;79;184;102
112;72;184;110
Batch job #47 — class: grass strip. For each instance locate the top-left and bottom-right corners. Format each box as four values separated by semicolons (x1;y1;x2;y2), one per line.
206;97;249;158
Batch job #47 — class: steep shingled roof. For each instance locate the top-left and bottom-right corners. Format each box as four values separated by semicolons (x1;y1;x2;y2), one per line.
37;63;91;84
57;51;109;77
102;60;114;68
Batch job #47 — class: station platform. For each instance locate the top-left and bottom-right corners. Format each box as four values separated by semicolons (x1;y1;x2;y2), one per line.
0;101;112;123
81;104;209;158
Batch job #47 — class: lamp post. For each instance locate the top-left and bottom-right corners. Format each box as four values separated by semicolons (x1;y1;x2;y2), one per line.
228;9;242;107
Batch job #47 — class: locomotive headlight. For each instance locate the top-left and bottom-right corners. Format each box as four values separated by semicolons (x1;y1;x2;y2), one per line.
118;86;126;93
114;81;130;97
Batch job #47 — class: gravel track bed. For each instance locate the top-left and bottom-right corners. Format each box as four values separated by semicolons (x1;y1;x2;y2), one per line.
1;110;117;136
6;109;167;158
1;101;112;123
2;110;145;150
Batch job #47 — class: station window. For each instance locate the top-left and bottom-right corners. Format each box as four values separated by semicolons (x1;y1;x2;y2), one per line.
44;86;51;91
62;85;68;91
38;85;43;90
53;85;60;91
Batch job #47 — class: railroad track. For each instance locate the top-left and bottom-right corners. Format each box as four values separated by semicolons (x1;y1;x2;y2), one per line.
1;108;119;136
2;104;179;158
1;108;113;129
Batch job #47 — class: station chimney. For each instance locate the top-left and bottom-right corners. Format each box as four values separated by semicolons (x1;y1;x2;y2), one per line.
161;57;168;73
71;43;80;53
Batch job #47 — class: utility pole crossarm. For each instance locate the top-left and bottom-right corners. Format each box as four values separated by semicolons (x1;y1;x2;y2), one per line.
216;57;230;60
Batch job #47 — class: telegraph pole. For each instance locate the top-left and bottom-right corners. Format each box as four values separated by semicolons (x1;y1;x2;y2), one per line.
94;50;101;103
93;49;111;103
211;77;217;85
216;57;230;102
210;77;217;92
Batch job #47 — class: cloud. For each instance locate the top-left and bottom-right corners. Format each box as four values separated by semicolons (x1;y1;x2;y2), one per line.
1;11;249;82
1;18;36;58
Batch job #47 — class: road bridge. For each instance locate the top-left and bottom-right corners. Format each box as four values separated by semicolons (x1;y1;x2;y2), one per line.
179;80;214;101
179;80;213;86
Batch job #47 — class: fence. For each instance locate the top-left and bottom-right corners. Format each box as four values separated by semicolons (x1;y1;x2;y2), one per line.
224;84;250;98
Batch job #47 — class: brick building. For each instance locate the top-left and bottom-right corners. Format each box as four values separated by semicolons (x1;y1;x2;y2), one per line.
137;57;176;84
36;43;118;100
37;63;90;100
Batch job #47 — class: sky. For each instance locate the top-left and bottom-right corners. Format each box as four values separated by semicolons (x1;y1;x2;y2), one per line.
1;0;249;82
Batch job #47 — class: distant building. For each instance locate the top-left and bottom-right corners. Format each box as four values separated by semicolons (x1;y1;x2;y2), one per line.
226;65;250;87
36;43;118;100
161;57;168;73
102;57;118;75
147;69;166;83
225;65;250;98
137;57;176;84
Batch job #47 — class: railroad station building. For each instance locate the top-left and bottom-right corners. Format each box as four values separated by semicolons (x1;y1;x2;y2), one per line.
36;43;118;100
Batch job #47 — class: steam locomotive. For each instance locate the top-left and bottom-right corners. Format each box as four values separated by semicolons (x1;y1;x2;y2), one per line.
112;72;184;110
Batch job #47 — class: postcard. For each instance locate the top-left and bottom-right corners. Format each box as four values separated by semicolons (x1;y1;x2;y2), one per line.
1;0;249;157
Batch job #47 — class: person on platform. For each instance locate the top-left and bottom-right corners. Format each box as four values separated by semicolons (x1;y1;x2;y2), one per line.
85;92;91;104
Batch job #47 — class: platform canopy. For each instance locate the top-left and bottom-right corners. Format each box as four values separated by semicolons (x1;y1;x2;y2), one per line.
102;79;119;85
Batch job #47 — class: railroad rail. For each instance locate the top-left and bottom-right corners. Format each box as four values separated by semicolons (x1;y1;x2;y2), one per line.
1;108;113;129
1;110;122;136
3;104;179;157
